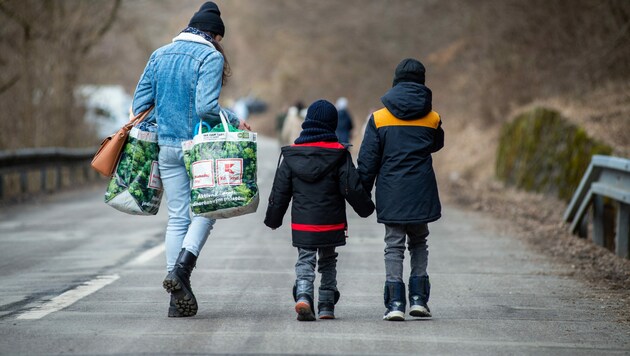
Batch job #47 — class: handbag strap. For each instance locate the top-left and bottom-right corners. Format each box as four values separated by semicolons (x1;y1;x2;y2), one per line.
129;105;155;127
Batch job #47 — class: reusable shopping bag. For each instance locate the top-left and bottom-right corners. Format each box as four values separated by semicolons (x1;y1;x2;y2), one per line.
104;120;163;215
184;111;259;219
91;106;153;177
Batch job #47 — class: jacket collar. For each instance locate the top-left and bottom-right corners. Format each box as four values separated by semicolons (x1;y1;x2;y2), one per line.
172;32;216;49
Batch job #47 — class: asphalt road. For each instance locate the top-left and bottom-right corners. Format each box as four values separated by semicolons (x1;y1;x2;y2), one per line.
1;136;629;355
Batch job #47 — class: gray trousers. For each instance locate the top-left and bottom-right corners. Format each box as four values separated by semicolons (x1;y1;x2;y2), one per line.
384;223;429;283
295;247;338;291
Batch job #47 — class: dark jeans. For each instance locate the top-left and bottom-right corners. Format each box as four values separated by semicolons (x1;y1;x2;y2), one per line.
295;247;338;291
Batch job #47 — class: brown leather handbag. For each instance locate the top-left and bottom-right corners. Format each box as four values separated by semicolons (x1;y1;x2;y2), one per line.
91;106;154;177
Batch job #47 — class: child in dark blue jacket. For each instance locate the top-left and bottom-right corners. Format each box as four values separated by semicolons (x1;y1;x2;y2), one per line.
358;58;444;321
265;100;374;321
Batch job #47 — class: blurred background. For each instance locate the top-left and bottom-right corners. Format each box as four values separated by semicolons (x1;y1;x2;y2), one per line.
0;0;629;192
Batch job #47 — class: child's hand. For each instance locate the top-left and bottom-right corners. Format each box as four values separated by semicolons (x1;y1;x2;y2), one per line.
238;120;251;131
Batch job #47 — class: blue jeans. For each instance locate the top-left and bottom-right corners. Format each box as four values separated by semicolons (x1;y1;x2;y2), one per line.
158;145;215;272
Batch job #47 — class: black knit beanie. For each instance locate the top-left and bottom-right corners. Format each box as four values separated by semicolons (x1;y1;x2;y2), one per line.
188;2;225;37
294;100;339;144
392;58;425;87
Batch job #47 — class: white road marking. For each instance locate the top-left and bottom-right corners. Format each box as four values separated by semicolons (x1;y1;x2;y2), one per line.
17;274;120;320
127;243;165;266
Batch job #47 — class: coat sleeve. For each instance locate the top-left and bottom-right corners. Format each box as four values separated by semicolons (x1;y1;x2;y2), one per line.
339;152;375;218
264;156;293;229
357;116;381;195
222;108;242;129
196;51;224;122
430;118;444;153
131;54;156;115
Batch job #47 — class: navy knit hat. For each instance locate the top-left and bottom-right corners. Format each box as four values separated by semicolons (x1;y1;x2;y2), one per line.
392;58;425;87
189;2;225;37
294;100;339;144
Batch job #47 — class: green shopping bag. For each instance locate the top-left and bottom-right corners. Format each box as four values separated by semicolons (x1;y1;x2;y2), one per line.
183;111;258;219
104;122;163;215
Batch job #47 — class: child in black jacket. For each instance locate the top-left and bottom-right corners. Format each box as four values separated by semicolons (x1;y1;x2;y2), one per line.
358;58;444;321
265;99;375;321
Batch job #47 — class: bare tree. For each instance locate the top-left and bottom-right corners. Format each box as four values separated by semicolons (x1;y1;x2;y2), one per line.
0;0;121;149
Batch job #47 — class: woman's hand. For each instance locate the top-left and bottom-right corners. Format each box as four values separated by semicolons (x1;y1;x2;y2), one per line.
238;120;251;131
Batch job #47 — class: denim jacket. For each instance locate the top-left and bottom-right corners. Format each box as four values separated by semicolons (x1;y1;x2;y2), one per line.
132;32;240;147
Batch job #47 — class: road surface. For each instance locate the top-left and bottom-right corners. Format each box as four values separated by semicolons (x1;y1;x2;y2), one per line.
1;136;629;355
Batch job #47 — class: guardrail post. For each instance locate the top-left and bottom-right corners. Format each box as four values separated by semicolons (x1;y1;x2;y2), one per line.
56;166;62;190
577;217;588;239
617;203;629;259
593;195;605;246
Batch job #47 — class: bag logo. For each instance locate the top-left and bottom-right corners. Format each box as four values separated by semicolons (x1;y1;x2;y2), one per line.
192;160;215;188
148;161;162;189
216;159;243;185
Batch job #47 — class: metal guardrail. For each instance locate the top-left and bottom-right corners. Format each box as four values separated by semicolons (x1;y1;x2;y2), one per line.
0;147;101;201
563;155;630;259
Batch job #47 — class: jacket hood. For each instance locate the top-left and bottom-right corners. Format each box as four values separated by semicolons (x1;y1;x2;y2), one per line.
281;143;346;183
380;82;432;120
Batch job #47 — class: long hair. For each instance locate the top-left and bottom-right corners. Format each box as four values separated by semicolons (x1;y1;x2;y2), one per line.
207;32;231;85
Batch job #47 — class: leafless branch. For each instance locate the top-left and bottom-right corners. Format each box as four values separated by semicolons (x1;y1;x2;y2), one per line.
80;0;121;55
0;0;29;29
0;74;20;95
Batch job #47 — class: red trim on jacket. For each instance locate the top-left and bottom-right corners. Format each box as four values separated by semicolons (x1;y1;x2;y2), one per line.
291;223;346;232
291;142;344;149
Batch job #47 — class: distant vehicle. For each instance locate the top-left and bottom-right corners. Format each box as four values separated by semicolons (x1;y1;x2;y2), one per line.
241;96;267;115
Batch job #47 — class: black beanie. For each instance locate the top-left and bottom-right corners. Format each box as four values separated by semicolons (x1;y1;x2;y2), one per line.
294;100;339;144
188;2;225;37
392;58;425;87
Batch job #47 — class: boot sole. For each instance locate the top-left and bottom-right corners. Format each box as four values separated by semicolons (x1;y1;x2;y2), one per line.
383;310;405;321
164;276;198;317
169;306;192;318
295;301;316;321
409;305;431;317
319;314;335;320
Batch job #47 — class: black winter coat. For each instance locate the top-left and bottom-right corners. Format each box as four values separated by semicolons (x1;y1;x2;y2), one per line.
264;142;375;248
358;82;444;225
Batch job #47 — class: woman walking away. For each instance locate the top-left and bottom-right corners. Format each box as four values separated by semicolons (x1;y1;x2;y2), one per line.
131;1;249;317
265;100;374;321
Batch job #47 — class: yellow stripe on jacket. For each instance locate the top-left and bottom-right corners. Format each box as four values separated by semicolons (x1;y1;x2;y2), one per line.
373;108;441;129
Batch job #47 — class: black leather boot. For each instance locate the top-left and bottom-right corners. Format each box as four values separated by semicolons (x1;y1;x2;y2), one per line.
317;289;340;319
293;280;315;321
383;281;406;321
168;294;184;317
409;275;431;317
163;249;198;317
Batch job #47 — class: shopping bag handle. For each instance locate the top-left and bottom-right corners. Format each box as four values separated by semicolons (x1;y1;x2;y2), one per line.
194;121;212;135
196;109;231;135
218;110;230;133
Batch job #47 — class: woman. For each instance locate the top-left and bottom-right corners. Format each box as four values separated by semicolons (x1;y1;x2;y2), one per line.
132;1;249;317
